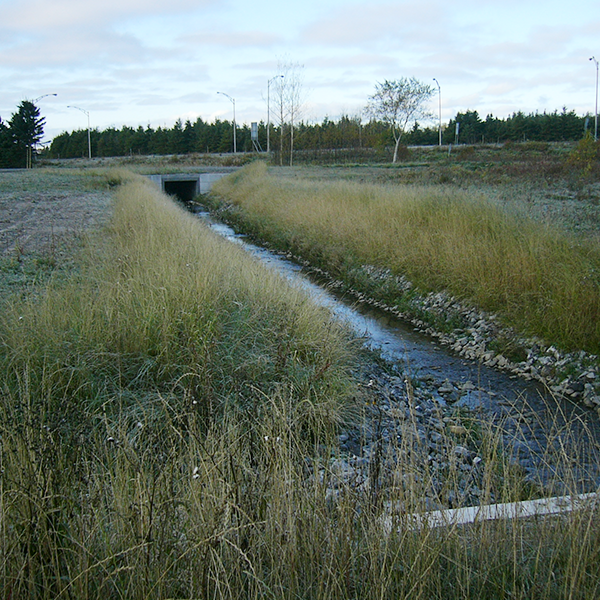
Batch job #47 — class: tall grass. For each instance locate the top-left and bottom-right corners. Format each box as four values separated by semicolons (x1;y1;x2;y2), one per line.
2;175;354;429
1;170;600;598
211;162;600;353
0;174;355;597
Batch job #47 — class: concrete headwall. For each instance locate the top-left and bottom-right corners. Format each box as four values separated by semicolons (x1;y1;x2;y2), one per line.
147;172;231;201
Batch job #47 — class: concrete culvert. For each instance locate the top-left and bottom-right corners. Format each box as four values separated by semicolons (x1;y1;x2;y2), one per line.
163;179;199;203
147;172;233;202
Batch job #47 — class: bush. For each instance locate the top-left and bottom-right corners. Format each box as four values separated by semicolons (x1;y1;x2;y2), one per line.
567;133;600;177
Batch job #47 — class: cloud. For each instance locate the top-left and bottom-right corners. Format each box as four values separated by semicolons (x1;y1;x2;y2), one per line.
301;1;451;47
0;1;209;75
1;0;214;31
2;0;599;139
181;30;281;49
0;30;154;69
307;54;396;70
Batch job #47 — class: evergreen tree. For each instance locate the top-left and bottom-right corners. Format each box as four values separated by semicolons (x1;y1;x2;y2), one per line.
0;118;18;168
9;100;45;168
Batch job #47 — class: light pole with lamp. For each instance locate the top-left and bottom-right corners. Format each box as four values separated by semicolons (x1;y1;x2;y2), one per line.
433;78;442;146
34;93;58;103
267;75;284;153
590;56;599;142
28;93;57;168
67;105;91;159
217;92;236;153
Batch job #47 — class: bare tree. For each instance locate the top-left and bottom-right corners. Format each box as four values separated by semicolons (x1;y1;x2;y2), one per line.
271;60;306;166
366;77;433;163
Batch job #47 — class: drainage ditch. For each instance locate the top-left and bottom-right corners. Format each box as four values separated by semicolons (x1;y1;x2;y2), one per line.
194;208;600;505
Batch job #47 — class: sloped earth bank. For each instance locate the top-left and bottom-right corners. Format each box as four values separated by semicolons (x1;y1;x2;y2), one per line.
199;210;600;510
2;171;598;512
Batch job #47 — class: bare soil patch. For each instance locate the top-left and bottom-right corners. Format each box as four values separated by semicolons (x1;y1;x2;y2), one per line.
0;170;111;258
0;188;111;258
0;169;112;299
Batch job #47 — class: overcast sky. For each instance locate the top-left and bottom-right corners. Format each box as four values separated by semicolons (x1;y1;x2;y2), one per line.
1;0;599;143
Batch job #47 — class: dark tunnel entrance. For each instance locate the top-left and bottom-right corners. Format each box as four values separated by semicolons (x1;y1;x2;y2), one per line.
163;179;199;203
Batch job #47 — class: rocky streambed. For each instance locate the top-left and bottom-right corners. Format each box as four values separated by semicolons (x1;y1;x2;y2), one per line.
296;264;600;509
331;361;599;512
200;210;600;510
314;262;600;413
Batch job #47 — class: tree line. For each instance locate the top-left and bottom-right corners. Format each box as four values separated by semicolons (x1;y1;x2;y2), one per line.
1;87;594;168
47;108;592;162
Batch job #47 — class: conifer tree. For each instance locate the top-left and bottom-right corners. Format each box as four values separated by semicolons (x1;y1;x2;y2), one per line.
9;100;45;168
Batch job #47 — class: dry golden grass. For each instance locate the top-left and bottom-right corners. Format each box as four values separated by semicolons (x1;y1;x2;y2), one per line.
1;168;599;598
212;162;600;353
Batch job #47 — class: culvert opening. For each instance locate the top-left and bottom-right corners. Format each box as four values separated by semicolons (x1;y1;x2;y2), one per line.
163;179;199;203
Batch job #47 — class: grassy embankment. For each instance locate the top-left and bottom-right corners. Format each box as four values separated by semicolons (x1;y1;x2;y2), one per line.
210;161;600;356
0;171;355;597
1;169;599;598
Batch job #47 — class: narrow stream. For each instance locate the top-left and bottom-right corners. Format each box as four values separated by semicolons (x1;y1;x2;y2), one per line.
200;211;600;492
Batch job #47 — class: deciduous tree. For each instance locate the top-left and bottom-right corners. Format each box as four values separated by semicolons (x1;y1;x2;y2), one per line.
271;60;306;166
366;78;433;162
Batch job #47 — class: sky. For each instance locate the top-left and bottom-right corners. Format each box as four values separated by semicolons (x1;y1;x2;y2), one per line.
1;0;599;144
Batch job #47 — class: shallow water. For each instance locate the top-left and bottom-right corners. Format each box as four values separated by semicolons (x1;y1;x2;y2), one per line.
200;211;600;492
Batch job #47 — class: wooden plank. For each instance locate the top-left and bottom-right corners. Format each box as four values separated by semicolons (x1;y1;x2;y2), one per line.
383;493;598;531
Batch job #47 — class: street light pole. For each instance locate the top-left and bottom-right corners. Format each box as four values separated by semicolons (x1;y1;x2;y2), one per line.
28;94;57;168
33;93;58;103
267;75;284;154
217;92;236;153
67;105;91;159
433;78;442;146
590;57;599;142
